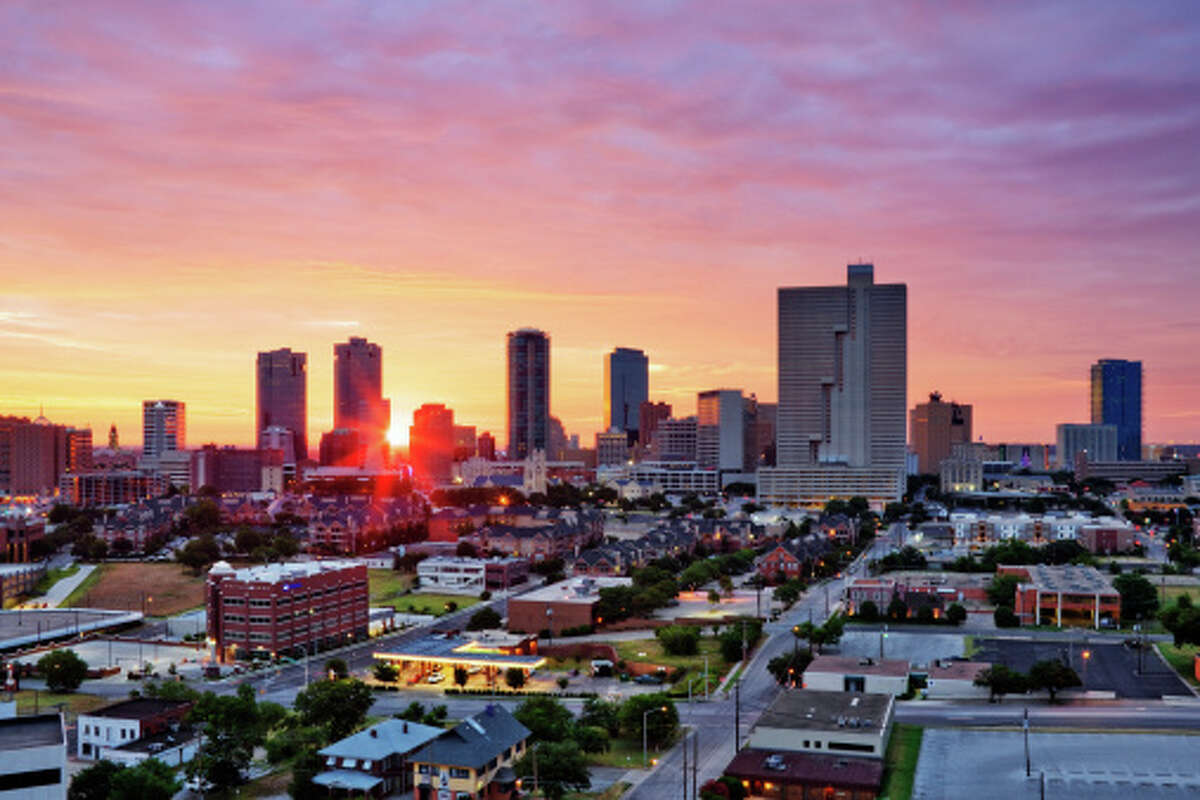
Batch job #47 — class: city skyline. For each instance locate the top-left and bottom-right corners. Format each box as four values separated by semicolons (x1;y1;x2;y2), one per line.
2;3;1199;448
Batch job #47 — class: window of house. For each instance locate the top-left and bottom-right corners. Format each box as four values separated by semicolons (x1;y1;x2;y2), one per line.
342;758;357;768
451;768;470;779
419;765;430;775
327;757;337;767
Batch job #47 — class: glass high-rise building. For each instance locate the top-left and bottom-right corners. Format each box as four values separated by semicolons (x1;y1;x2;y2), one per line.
1090;359;1142;461
604;347;649;439
256;348;307;462
334;337;390;438
507;329;550;460
142;400;185;458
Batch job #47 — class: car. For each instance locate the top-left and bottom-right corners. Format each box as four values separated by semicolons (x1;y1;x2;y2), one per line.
427;673;444;683
633;673;664;685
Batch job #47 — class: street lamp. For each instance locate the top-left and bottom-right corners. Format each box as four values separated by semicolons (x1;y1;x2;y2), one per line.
1081;649;1091;687
643;705;668;768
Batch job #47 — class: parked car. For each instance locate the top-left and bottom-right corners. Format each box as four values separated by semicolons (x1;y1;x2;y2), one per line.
427;673;444;684
633;673;664;685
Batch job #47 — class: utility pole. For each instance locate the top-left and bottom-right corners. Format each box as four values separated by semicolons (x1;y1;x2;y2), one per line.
1023;707;1030;777
532;743;539;798
734;680;741;753
682;730;688;800
692;729;698;800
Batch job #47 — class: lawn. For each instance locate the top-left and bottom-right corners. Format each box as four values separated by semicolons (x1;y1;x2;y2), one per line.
395;592;479;617
613;637;727;673
1160;585;1198;604
15;690;108;722
368;569;414;604
881;723;923;800
1155;642;1200;687
28;564;80;598
63;562;206;616
587;735;676;769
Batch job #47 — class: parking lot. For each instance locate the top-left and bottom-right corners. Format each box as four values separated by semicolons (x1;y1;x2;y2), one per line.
973;637;1191;699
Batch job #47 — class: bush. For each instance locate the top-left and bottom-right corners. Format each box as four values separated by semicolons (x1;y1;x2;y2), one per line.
373;662;399;683
994;606;1020;628
916;605;935;624
655;625;700;656
466;607;502;631
38;649;88;693
505;667;526;690
946;603;967;625
856;600;880;622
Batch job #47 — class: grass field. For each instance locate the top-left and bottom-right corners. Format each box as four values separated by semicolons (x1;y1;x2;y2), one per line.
587;735;674;769
15;690;108;722
881;723;924;800
565;782;630;800
395;592;479;616
1160;585;1198;604
64;562;205;616
613;637;727;672
368;569;414;604
1156;642;1200;687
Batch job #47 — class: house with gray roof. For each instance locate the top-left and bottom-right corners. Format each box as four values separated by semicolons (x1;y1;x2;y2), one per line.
314;718;444;796
409;705;530;800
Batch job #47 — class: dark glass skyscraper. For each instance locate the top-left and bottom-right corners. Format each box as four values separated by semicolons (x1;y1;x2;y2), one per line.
334;337;389;438
507;329;549;460
256;348;307;461
604;347;649;440
1090;358;1142;461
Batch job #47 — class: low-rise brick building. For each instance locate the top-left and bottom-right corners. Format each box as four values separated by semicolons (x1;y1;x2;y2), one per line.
999;564;1120;628
206;560;368;662
506;576;631;634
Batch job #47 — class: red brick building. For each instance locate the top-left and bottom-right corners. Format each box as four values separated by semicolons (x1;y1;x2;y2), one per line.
506;576;631;634
206;560;368;662
999;564;1120;628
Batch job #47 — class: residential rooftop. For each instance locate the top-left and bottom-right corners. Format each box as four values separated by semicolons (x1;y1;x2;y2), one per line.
84;698;192;720
725;748;883;791
755;690;892;734
320;718;444;761
410;705;530;770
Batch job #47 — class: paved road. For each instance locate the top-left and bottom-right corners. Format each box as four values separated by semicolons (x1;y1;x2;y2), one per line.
896;700;1200;731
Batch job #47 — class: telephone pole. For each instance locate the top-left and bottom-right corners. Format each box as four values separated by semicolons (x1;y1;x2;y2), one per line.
734;680;741;753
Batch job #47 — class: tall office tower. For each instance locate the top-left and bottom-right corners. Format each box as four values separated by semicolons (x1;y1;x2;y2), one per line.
1090;359;1142;460
477;431;497;461
142;400;186;458
256;348;308;462
0;414;66;495
453;425;477;461
755;402;777;467
760;264;907;508
604;348;649;443
64;427;93;473
910;392;973;474
507;329;550;460
108;423;118;449
334;338;390;440
652;417;698;461
409;404;456;485
697;390;751;472
1056;423;1118;469
638;401;672;448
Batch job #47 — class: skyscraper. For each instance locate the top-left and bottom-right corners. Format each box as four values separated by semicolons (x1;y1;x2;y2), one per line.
507;329;549;460
910;392;972;474
409;403;455;485
333;337;390;440
256;348;308;462
1090;359;1142;461
142;400;185;458
760;264;907;508
604;348;649;441
697;389;748;472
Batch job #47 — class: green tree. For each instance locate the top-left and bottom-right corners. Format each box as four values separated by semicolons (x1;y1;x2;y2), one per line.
856;600;880;622
69;760;123;800
38;648;88;692
946;603;967;625
886;598;908;622
177;534;221;574
619;693;678;749
515;741;590;800
397;701;426;722
573;724;610;753
505;667;527;690
109;758;180;800
454;665;469;687
1027;659;1081;702
188;685;269;793
655;625;700;656
294;678;374;741
973;665;1027;702
324;658;349;679
1160;595;1200;646
767;650;813;685
993;606;1020;628
719;620;762;662
288;746;327;800
266;725;326;764
579;697;621;737
234;527;264;554
1113;573;1160;621
514;696;573;741
466;606;503;630
373;661;399;683
986;574;1021;607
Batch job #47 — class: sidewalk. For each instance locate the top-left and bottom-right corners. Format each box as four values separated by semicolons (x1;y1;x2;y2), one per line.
45;564;95;608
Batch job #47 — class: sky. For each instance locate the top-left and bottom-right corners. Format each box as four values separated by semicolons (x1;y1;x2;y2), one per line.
2;1;1199;450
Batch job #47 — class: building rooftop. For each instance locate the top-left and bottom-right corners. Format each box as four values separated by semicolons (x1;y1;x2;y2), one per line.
409;705;530;770
923;659;990;681
1003;564;1117;595
208;559;362;584
755;690;892;734
112;724;197;754
0;713;63;750
724;748;883;791
805;656;909;678
374;633;544;669
511;576;631;604
83;698;192;721
320;718;444;761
